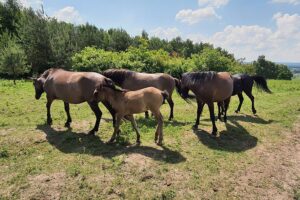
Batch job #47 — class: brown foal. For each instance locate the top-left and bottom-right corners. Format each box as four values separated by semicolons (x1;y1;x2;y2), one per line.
93;78;168;145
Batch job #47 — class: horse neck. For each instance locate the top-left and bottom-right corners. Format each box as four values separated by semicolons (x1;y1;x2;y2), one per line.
105;89;125;108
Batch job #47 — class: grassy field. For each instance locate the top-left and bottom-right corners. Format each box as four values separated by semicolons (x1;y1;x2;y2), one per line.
0;79;300;199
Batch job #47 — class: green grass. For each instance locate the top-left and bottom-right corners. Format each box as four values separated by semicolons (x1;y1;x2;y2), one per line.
0;79;300;199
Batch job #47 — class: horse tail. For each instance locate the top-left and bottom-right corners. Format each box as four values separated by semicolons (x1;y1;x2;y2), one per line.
161;90;169;104
251;75;272;93
174;78;181;95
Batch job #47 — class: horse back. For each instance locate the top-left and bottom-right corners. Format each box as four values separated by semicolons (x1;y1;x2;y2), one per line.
123;72;175;94
44;70;105;104
191;72;233;102
123;87;164;113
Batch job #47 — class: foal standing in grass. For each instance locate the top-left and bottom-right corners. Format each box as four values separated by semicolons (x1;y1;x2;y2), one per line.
102;69;180;120
93;78;168;145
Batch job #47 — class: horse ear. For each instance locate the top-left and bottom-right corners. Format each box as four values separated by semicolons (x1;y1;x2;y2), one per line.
105;78;115;87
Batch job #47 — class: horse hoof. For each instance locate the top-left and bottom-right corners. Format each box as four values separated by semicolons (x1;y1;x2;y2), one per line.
64;123;70;128
211;131;217;137
107;137;116;144
47;119;52;125
192;125;198;130
88;130;96;135
136;140;141;146
253;110;257;115
157;141;163;146
235;110;239;113
106;141;114;145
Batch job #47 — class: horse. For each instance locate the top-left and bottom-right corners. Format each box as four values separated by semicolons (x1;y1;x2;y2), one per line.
177;71;233;136
217;74;272;117
102;69;180;121
93;78;168;145
32;68;115;135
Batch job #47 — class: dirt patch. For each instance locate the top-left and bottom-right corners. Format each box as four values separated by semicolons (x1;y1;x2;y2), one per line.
228;120;300;199
20;172;66;200
124;153;154;171
0;128;16;136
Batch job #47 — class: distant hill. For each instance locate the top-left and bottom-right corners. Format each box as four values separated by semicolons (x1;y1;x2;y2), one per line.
276;62;300;69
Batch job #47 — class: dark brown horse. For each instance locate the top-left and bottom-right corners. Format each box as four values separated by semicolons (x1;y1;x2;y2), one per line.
102;69;180;120
177;71;233;136
32;68;115;134
217;74;272;118
93;79;168;145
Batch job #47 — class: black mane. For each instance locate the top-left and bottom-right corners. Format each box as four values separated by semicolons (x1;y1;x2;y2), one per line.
102;69;135;86
182;71;216;86
39;68;60;79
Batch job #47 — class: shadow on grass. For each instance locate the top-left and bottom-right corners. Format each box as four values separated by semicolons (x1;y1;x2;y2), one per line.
136;117;188;128
203;114;274;124
193;120;258;152
227;114;274;124
36;124;186;164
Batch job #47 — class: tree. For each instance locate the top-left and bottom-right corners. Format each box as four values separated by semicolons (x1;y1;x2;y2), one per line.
107;28;131;51
182;39;194;58
191;47;233;72
0;37;29;84
276;64;293;80
0;0;21;36
47;19;78;69
254;55;277;79
19;8;52;73
75;23;108;50
141;30;149;40
148;37;164;50
254;55;293;80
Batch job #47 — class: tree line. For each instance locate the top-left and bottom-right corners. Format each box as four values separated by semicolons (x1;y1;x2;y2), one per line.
0;0;293;84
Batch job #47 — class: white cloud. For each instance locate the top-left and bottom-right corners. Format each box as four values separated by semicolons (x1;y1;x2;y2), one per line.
271;0;300;5
272;12;300;40
176;7;220;25
189;13;300;62
198;0;229;8
53;6;83;24
176;0;228;25
149;27;181;40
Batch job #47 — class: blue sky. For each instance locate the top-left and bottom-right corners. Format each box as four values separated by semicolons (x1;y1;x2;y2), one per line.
11;0;300;62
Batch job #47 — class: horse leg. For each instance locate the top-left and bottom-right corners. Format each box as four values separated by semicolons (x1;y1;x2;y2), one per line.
64;102;72;128
125;115;140;144
217;102;223;121
108;116;122;143
245;91;256;114
235;93;244;113
223;98;231;123
193;101;204;129
145;111;149;118
88;101;102;135
166;97;174;121
153;111;163;145
208;102;218;136
102;101;116;126
46;99;53;125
